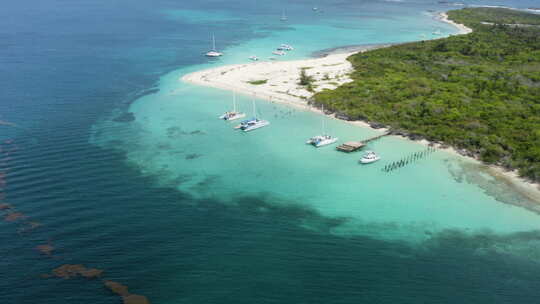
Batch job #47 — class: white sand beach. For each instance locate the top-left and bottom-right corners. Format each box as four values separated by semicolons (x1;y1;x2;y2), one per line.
182;51;358;108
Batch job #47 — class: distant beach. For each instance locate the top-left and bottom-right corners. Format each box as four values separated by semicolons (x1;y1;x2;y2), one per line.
437;12;473;34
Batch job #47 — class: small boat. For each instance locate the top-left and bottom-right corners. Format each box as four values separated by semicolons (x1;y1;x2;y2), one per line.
359;151;381;164
306;135;338;147
432;29;442;35
235;99;269;132
272;50;286;56
313;7;319;11
277;44;294;51
249;55;259;61
205;34;223;57
219;92;246;121
306;105;338;147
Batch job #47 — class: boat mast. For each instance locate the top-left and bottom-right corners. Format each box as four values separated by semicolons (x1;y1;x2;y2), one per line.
252;97;257;119
321;104;326;135
212;34;216;51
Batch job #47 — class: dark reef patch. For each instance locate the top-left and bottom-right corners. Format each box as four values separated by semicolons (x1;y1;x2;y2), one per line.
185;153;202;160
125;88;159;106
113;112;136;123
18;221;42;234
104;281;130;296
446;159;540;214
36;243;55;256
105;281;151;304
166;126;206;138
4;212;25;222
157;143;172;150
166;126;182;138
189;130;206;135
0;203;12;210
43;264;103;279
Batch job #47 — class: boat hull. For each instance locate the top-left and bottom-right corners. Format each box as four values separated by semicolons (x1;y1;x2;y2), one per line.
360;157;380;164
307;136;338;147
242;120;270;132
206;51;223;57
219;113;246;121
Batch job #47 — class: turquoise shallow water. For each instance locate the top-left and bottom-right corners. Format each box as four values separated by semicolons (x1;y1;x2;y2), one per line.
91;5;540;244
3;0;540;303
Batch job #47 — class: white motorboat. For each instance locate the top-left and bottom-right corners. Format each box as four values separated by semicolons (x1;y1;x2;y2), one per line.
359;151;381;164
219;92;246;121
205;35;223;57
249;55;259;61
272;50;286;56
306;105;338;147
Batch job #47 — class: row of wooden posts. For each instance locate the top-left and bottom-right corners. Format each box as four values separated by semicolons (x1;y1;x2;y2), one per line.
382;146;437;172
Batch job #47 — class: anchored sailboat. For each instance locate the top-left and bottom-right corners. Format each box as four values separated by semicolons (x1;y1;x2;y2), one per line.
205;34;223;57
219;92;246;121
235;98;270;132
280;10;288;21
306;105;338;147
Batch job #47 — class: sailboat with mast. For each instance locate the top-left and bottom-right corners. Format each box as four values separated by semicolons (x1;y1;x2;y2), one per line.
280;10;288;21
205;34;223;57
235;98;270;132
306;105;338;147
219;92;246;121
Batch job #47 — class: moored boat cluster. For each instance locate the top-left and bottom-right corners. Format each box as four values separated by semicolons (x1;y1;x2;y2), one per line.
218;99;384;164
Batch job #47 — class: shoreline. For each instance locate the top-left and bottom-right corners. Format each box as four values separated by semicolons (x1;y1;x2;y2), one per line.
436;12;473;35
180;12;540;201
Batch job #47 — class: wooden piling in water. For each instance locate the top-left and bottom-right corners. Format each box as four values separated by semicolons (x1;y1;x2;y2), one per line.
381;146;438;173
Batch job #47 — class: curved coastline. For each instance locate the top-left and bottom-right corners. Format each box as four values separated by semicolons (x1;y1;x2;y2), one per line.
180;12;540;203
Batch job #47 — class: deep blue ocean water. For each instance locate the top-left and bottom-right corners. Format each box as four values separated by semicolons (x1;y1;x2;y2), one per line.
2;0;540;303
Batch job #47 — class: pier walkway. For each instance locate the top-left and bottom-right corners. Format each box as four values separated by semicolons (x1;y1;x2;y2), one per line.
336;132;390;152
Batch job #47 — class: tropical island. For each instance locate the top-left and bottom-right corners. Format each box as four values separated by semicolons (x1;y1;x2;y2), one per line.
312;7;540;182
183;7;540;184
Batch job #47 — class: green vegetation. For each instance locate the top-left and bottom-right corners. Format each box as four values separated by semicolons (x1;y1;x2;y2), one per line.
449;7;540;26
247;79;268;85
312;8;540;181
299;69;315;92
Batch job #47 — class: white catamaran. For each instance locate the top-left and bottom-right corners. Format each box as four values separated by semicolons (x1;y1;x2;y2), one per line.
235;99;269;132
219;92;246;121
306;105;338;147
205;34;223;57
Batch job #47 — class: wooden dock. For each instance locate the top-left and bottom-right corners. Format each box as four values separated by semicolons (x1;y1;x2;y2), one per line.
336;141;365;152
336;132;390;152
